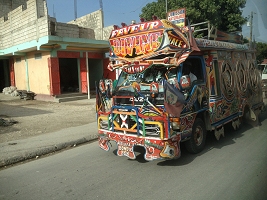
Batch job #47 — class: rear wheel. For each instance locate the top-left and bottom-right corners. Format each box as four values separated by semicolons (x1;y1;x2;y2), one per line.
185;118;207;154
241;107;250;124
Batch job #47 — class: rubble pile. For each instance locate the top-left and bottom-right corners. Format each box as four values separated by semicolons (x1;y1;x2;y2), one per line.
0;118;18;127
2;86;19;97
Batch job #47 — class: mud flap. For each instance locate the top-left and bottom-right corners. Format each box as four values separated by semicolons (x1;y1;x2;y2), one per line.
214;126;224;140
232;118;241;130
250;108;262;126
159;141;180;159
117;141;136;159
250;108;256;121
99;137;111;151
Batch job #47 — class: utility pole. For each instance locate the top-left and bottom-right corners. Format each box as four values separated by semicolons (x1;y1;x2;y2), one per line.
53;4;56;18
165;0;168;13
99;0;103;10
249;11;253;48
99;0;104;40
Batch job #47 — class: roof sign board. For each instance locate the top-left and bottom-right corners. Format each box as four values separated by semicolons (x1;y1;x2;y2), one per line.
109;19;189;60
167;8;186;27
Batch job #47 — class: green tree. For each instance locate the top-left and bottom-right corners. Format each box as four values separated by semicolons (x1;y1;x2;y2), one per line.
140;0;246;33
256;42;267;64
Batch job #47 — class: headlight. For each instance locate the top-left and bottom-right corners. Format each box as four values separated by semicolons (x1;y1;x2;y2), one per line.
99;119;108;129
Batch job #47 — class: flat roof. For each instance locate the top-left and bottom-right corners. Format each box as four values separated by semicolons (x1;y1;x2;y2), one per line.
0;35;110;57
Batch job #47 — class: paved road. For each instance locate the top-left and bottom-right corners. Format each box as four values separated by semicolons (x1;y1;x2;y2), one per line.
0;112;267;200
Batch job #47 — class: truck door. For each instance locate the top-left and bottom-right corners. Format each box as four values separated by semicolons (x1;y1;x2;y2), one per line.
181;56;205;85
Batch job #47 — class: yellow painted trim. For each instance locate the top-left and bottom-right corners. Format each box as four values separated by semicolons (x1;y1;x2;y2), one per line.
113;120;120;128
98;116;108;129
114;127;137;132
67;46;109;52
112;111;136;115
130;123;137;130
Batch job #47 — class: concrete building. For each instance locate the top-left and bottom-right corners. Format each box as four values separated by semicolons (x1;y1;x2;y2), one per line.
0;0;114;101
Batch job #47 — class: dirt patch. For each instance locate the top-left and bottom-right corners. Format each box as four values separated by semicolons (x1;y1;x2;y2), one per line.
0;94;96;143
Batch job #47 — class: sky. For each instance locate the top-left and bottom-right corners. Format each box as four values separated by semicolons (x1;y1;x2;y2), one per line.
46;0;155;26
46;0;267;43
241;0;267;43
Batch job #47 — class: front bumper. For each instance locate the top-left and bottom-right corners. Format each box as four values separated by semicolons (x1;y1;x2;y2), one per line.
98;130;181;161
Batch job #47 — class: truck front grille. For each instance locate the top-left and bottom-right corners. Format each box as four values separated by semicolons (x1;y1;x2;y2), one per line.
98;107;164;138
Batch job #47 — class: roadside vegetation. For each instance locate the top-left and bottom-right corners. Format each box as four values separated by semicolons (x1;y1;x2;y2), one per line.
139;0;266;64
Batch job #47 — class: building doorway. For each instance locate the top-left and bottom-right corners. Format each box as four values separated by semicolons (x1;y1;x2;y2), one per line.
88;59;103;96
59;58;79;93
0;59;10;91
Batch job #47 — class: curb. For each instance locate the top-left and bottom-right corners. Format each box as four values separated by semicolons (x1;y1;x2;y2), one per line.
0;136;97;168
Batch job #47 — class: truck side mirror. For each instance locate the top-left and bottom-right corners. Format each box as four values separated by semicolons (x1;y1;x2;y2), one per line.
180;75;191;89
99;79;113;97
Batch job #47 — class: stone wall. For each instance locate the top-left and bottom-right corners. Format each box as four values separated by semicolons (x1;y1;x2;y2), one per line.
0;0;49;49
55;22;80;38
68;10;105;40
103;26;114;41
0;0;28;18
79;27;95;39
0;0;113;51
49;19;95;39
68;10;103;28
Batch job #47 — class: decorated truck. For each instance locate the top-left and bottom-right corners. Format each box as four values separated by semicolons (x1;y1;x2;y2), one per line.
96;17;264;161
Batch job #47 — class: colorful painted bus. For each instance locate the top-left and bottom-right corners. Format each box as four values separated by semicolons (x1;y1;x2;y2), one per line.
96;18;264;161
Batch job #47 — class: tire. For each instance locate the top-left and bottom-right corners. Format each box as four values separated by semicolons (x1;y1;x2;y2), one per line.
185;118;207;154
242;107;250;123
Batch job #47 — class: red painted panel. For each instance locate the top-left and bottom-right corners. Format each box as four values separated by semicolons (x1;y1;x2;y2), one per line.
80;58;88;93
48;57;60;95
9;58;15;86
57;51;80;58
87;52;104;59
83;52;104;59
81;80;87;93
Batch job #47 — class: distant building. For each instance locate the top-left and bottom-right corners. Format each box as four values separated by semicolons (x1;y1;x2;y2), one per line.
260;59;267;66
0;0;114;101
258;59;267;71
259;59;267;98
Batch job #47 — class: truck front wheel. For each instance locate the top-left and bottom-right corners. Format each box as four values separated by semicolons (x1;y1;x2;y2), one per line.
185;118;207;154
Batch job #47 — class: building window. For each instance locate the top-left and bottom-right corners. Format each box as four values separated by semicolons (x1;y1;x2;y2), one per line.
4;15;8;22
16;57;21;63
35;53;42;59
50;21;56;35
22;3;27;11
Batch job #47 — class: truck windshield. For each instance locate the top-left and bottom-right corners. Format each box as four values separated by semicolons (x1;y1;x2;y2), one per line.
263;66;267;74
116;65;172;92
